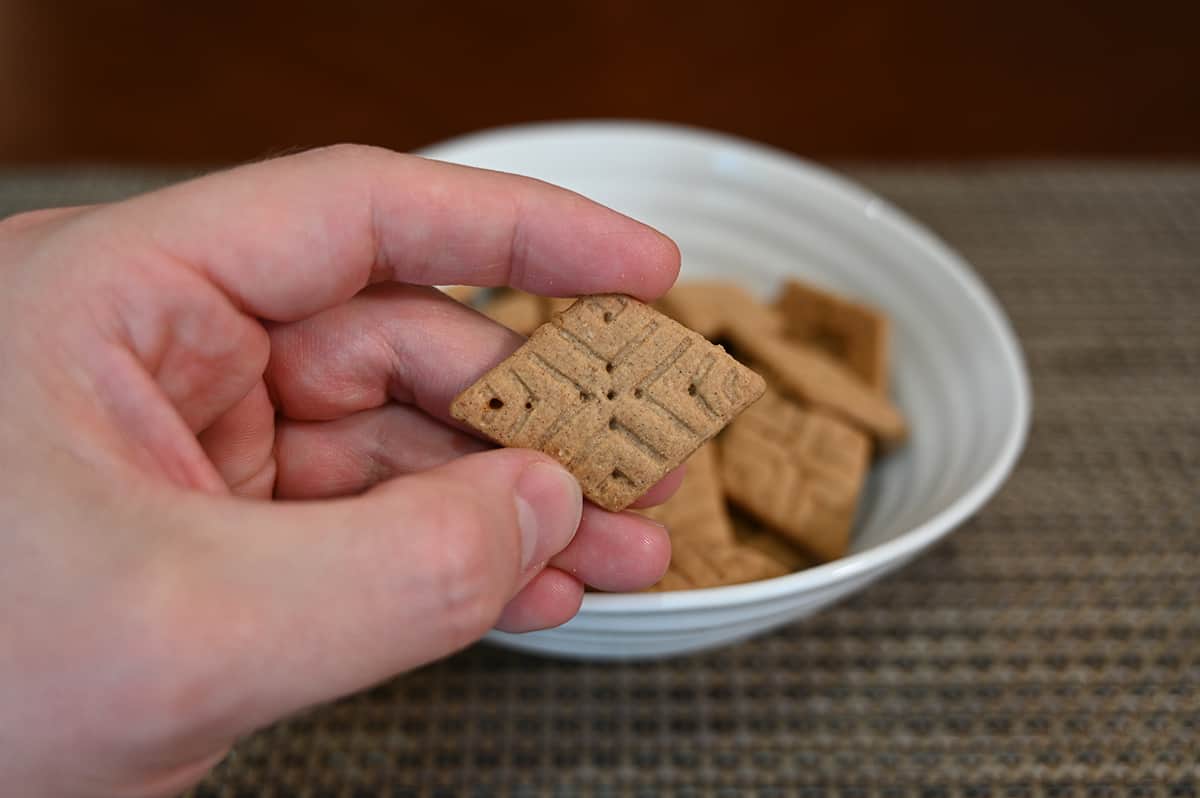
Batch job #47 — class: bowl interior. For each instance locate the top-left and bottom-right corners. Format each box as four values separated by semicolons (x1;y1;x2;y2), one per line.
422;122;1030;606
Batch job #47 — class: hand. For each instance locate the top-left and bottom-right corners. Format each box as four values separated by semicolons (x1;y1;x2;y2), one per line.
0;145;680;796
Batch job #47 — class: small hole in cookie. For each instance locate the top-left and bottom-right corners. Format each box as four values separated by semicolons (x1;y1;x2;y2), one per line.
605;362;614;373
488;398;504;409
603;311;613;323
633;388;643;398
687;384;697;396
524;401;533;410
606;390;616;400
608;416;617;430
580;391;591;401
611;468;626;480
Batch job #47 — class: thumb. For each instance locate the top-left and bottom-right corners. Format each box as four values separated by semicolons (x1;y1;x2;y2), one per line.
171;447;581;737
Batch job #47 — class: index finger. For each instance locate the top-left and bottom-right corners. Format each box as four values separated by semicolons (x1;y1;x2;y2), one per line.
103;144;680;322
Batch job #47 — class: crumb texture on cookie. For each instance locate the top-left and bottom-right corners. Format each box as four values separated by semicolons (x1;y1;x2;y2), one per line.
451;294;766;511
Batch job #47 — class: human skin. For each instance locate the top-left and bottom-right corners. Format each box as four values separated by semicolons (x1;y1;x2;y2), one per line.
0;145;681;796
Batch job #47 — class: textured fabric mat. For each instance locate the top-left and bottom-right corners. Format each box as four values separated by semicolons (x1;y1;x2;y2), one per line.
2;165;1197;797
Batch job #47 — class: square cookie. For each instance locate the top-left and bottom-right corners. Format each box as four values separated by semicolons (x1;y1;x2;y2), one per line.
451;294;766;511
721;390;870;561
777;278;890;392
727;324;907;447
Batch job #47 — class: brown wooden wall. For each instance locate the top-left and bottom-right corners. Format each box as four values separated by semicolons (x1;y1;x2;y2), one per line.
2;1;1198;165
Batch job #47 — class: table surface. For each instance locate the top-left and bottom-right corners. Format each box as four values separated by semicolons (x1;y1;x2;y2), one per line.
2;164;1197;797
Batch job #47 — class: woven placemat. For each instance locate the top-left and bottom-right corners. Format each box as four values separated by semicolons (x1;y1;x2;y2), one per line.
2;164;1197;797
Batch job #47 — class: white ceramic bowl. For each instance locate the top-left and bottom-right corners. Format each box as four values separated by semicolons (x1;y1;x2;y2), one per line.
420;121;1031;660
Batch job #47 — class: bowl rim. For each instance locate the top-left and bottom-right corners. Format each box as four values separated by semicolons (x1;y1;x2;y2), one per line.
420;119;1032;613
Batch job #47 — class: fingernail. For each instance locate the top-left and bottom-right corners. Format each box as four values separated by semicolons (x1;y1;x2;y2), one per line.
514;461;583;571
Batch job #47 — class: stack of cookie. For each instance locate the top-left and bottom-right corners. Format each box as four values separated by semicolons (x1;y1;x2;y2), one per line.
647;280;906;590
446;279;906;591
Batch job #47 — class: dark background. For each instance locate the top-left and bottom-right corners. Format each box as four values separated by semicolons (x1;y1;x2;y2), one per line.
3;0;1199;165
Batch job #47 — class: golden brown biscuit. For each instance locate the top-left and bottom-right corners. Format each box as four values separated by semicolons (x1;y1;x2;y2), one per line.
726;325;906;447
730;508;816;571
639;442;733;544
657;280;784;340
646;537;790;591
648;568;693;592
721;390;870;561
737;531;817;572
451;295;766;512
776;279;890;392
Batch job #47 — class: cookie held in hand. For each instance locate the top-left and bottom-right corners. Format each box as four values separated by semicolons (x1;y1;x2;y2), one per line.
451;294;766;511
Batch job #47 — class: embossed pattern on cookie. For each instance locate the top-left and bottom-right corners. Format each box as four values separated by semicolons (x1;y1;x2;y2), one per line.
451;294;767;511
721;390;870;561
